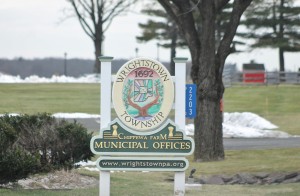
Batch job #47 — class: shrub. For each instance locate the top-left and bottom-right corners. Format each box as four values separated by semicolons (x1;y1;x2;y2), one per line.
12;114;59;171
55;120;93;169
0;147;39;184
0;119;17;153
0;113;94;183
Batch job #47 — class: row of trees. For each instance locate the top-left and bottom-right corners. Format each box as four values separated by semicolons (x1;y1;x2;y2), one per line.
68;0;300;161
137;0;300;73
67;0;300;74
242;0;300;72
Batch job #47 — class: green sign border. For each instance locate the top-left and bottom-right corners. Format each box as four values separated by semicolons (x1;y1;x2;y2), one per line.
96;156;189;171
90;118;195;156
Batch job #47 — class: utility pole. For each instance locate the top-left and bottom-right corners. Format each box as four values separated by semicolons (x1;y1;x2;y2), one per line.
64;52;67;76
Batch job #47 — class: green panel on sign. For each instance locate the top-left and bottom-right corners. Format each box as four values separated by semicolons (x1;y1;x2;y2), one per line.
97;157;189;171
90;119;194;156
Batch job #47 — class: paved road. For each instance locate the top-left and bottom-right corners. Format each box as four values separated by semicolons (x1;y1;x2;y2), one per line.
64;118;100;131
223;137;300;150
63;118;300;150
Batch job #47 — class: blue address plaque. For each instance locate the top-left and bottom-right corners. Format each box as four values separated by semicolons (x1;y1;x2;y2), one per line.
185;84;197;118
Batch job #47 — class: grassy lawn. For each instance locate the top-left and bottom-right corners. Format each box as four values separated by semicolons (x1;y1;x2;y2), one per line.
0;84;299;134
1;148;299;195
1;182;300;196
0;84;100;114
0;84;300;195
190;148;300;175
224;85;300;135
1;177;300;196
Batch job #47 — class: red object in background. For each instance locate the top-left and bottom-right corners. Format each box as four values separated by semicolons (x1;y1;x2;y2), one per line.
243;72;265;83
243;63;266;83
220;98;223;112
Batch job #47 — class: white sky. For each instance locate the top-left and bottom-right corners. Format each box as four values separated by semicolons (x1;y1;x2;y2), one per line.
0;0;299;71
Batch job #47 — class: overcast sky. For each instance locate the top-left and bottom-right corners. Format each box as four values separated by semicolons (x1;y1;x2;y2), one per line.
0;0;299;71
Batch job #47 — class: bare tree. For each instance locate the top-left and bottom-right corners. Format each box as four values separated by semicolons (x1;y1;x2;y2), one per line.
67;0;137;73
158;0;252;161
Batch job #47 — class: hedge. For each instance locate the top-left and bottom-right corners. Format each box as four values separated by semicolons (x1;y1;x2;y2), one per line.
0;113;93;183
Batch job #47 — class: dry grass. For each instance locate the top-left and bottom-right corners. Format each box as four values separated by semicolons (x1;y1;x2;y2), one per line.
5;170;98;190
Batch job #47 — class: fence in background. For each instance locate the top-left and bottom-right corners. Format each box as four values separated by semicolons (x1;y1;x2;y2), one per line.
223;71;300;87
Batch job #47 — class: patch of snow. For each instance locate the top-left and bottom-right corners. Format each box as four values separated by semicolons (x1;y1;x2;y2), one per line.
75;160;96;167
52;113;100;119
1;112;294;138
0;113;20;117
0;113;100;119
223;112;278;130
75;161;98;172
0;73;100;83
185;124;195;136
0;74;23;83
185;112;291;138
222;123;290;138
1;112;293;138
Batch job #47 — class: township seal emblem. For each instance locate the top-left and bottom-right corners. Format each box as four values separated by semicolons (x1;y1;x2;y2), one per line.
112;58;174;132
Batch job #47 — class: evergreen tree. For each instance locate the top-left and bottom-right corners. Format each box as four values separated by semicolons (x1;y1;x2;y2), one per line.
215;3;246;52
137;2;244;77
136;4;186;75
242;0;300;72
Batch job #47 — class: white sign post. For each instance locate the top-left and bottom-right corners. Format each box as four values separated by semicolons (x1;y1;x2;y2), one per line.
174;57;188;196
99;56;113;196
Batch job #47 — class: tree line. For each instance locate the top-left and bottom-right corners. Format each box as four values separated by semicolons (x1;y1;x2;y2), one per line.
0;58;142;78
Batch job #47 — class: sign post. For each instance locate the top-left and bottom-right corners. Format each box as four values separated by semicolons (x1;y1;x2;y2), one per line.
99;56;113;196
174;57;188;196
94;57;193;196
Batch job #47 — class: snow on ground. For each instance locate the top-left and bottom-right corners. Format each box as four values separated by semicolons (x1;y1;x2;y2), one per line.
224;112;278;130
75;160;97;167
186;112;290;138
1;112;292;138
52;113;100;119
222;123;289;138
0;73;100;83
75;160;98;171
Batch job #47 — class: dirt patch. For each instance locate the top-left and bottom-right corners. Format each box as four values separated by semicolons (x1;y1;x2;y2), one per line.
1;170;98;189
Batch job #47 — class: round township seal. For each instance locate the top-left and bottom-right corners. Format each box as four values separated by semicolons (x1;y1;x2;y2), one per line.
112;58;174;132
